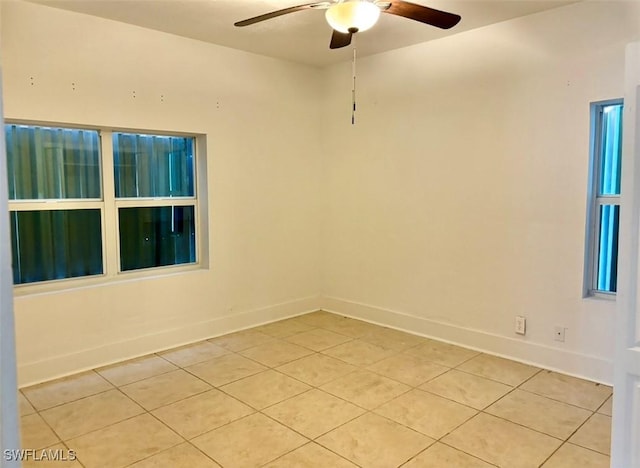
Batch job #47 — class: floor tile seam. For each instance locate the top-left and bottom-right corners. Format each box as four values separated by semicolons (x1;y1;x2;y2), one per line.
317;369;414;411
62;411;167;450
253;386;321;414
512;386;608;413
255;323;321;340
317;336;396;358
205;328;278;347
257;385;369;417
159;349;234;369
206;339;277;353
482;405;592;441
176;408;266;445
41;386;148;441
147;385;254;420
179;353;268;388
563;413;612;456
372;391;479;441
283;335;356;353
18;416;61;452
24;384;117;415
362;364;450;389
256;441;363;468
153;351;190;370
119;439;210;468
22;372;117;412
450;365;540;388
118;411;187;466
434;440;501;467
183;439;226;468
514;367;545;387
478;381;527;414
255;365;317;390
96;362;179;387
538;440;572;468
291;364;361;388
513;387;610;412
258;407;344;442
20;427;82;464
34;439;89;468
196;412;310;467
402;385;488;413
119;359;218;390
314;325;372;339
594;395;613;415
226;347;282;369
476;409;568;443
200;382;267;413
236;341;317;367
392;439;440;468
402;348;481;369
353;335;425;353
161;354;234;369
128;385;215;412
321;347;406;368
312;409;436;465
565;441;613;457
26;390;129;450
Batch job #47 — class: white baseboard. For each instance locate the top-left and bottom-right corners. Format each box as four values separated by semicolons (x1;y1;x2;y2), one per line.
322;296;613;385
18;295;322;387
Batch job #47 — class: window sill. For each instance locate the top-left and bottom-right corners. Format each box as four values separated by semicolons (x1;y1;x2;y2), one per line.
583;291;617;302
12;263;205;297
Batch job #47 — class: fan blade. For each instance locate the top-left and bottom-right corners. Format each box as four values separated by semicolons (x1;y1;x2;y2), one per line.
235;2;331;27
382;1;461;29
329;30;353;49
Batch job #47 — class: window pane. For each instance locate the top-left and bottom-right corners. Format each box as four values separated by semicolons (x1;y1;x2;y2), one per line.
113;133;194;198
10;209;103;284
599;104;623;196
119;206;196;271
596;204;620;292
5;125;101;200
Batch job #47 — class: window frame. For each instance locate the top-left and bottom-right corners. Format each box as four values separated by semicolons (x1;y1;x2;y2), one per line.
584;99;623;299
6;121;207;295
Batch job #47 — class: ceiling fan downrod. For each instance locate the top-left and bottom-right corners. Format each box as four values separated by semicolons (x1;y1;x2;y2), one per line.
351;38;356;125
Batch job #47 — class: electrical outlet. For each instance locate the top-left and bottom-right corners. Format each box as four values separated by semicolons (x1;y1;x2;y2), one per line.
554;326;565;342
515;316;526;335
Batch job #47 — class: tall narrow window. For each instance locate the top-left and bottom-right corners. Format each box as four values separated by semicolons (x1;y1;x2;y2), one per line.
5;125;103;284
113;132;197;272
586;100;623;295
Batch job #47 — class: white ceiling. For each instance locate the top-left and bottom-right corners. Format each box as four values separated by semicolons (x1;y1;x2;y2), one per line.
27;0;576;67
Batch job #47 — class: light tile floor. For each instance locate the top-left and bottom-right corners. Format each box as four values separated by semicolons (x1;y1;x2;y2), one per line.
19;311;613;467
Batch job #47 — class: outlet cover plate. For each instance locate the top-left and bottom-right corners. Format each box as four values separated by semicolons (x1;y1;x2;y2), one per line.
515;316;526;335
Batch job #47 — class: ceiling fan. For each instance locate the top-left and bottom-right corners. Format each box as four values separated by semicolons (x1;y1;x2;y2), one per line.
234;0;462;49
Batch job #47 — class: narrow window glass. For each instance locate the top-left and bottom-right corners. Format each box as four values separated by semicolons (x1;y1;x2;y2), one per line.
598;105;623;196
118;206;196;271
113;133;194;198
5;125;101;200
10;209;103;284
596;204;619;292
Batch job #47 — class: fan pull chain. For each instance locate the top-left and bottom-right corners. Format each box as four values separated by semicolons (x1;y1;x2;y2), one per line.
352;38;357;125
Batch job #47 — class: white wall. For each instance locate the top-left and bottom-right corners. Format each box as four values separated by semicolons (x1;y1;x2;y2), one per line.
320;1;640;384
3;0;638;387
1;1;323;386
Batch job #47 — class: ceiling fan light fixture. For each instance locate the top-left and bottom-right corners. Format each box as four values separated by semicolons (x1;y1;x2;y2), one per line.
325;1;380;34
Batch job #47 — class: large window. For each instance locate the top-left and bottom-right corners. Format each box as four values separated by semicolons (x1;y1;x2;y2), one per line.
6;124;200;287
585;100;623;296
